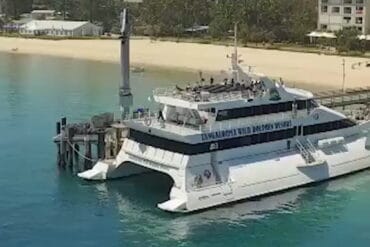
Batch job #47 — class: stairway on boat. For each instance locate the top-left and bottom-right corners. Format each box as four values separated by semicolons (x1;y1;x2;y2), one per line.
296;139;325;167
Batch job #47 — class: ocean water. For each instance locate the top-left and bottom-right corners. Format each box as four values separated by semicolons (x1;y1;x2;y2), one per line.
1;53;370;247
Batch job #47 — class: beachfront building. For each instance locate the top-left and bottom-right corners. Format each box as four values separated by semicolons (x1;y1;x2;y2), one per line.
19;20;103;37
318;0;370;35
31;10;56;20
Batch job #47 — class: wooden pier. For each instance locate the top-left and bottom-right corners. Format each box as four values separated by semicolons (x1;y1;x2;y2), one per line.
315;86;370;108
53;113;128;173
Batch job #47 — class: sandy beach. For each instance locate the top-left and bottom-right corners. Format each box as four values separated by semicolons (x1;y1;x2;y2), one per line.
0;37;369;89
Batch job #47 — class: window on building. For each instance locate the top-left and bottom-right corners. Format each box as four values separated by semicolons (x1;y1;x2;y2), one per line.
343;16;351;23
321;24;328;30
356;6;364;14
344;0;352;4
321;0;328;3
321;6;328;13
332;6;340;14
358;27;363;32
356;0;364;4
356;17;363;24
344;7;352;14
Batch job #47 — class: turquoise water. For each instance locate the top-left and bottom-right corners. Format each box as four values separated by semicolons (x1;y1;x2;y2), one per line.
1;53;370;247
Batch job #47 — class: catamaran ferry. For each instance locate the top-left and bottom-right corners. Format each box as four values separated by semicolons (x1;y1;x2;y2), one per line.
78;10;370;213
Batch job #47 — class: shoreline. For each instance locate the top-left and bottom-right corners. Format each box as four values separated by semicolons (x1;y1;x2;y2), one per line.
0;37;369;89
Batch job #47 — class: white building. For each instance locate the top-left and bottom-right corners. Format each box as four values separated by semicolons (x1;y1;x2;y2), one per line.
318;0;370;34
31;10;56;20
19;20;103;37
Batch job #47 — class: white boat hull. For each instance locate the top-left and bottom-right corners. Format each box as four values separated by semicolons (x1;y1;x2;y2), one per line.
79;125;370;213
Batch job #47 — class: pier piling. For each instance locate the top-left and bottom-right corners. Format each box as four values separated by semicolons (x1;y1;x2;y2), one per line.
84;136;92;170
60;117;67;168
56;121;61;166
73;144;80;166
97;131;105;160
67;127;75;167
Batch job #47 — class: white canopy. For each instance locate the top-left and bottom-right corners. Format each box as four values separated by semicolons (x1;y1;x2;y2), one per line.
358;35;370;41
308;31;370;40
307;31;337;39
21;20;90;31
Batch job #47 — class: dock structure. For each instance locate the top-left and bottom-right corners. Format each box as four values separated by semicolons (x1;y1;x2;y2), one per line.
53;113;128;173
315;87;370;108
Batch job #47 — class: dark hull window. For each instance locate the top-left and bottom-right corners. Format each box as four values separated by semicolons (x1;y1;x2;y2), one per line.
128;127;296;155
303;119;356;136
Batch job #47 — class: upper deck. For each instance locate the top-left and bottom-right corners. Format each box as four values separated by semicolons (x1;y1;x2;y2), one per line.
153;77;314;111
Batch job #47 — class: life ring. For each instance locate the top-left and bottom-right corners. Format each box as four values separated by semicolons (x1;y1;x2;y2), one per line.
204;170;212;179
144;117;152;126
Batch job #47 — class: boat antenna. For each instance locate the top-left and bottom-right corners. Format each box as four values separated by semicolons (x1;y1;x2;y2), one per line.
119;0;142;120
231;22;239;82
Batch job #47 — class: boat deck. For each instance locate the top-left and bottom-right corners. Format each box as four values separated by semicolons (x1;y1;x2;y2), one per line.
125;117;202;136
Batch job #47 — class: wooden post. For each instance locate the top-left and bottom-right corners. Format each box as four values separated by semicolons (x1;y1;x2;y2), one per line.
97;131;105;160
56;121;61;166
60;117;67;168
84;136;92;170
61;117;67;127
74;144;80;165
67;127;74;167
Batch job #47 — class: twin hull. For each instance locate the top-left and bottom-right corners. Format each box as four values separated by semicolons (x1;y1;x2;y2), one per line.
81;124;370;213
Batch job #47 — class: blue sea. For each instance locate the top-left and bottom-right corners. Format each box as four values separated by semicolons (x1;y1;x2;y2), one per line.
1;52;370;247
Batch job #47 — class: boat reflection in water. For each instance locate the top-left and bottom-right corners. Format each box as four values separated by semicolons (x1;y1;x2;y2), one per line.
91;169;370;242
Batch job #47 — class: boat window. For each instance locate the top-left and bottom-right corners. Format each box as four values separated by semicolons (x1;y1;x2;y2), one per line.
309;99;319;108
262;105;270;114
165;107;203;127
203;108;216;114
215;101;302;121
259;133;268;143
303;119;356;136
269;104;279;114
254;106;262;115
297;100;307;110
218;110;228;118
129;126;297;155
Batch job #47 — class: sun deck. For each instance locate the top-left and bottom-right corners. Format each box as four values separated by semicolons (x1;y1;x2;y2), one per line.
153;81;270;105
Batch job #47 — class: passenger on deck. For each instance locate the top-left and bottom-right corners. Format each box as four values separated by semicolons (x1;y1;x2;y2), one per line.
201;78;205;86
223;78;228;85
157;110;164;121
210;77;214;85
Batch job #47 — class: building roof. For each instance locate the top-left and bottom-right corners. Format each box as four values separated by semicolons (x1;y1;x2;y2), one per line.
184;25;209;32
308;31;370;40
358;35;370;41
31;10;55;14
20;20;91;31
307;31;337;39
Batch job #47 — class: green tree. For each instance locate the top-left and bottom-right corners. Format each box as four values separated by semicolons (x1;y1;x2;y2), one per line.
3;0;33;18
335;27;361;52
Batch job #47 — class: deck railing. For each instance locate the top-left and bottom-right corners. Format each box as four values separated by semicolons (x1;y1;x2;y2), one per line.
153;87;266;103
